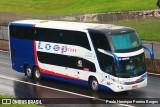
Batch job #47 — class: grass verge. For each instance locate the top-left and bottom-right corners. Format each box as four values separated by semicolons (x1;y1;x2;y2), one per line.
112;18;160;41
0;0;158;15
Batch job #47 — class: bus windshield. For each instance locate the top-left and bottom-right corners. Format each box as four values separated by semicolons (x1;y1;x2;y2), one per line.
115;53;146;78
109;32;142;50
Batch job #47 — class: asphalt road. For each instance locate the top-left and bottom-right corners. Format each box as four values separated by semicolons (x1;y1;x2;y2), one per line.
0;51;160;107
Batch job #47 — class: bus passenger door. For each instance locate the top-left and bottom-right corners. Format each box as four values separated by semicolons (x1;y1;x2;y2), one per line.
66;58;88;82
76;58;96;82
66;67;78;80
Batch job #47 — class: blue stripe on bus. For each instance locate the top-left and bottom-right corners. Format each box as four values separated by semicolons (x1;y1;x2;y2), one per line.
143;45;154;59
99;85;113;92
105;50;120;65
10;23;34;27
41;73;88;86
41;72;113;91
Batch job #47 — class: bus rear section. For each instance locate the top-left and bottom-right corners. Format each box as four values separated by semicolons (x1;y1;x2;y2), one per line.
9;23;36;74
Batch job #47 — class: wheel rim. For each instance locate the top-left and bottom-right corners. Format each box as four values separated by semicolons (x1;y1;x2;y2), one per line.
35;69;40;79
92;80;98;90
26;67;31;77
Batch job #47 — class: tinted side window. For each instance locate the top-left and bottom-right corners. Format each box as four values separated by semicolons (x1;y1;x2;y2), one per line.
89;32;111;50
10;25;35;40
90;31;114;73
37;52;96;72
36;28;91;50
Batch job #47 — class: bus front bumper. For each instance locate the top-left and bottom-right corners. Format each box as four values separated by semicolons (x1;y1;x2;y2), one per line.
114;77;147;92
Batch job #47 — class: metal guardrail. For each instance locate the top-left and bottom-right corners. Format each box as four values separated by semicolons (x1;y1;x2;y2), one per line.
0;12;159;73
0;26;160;59
142;41;160;60
0;38;159;73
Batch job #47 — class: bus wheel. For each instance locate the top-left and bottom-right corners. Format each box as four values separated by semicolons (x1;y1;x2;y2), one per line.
25;65;33;79
90;77;100;92
34;67;41;80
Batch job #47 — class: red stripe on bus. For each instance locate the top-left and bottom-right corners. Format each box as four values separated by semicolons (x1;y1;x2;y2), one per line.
33;41;38;66
39;68;85;81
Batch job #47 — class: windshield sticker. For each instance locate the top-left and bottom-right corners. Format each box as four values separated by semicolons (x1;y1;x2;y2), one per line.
119;57;130;60
85;52;93;58
77;60;83;67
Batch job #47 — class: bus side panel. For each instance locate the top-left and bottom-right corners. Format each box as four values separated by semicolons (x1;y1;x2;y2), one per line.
99;85;113;92
41;73;88;86
10;37;35;72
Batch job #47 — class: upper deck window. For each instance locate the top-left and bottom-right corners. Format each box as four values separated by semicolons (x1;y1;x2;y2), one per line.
9;25;91;50
109;31;142;50
10;25;35;40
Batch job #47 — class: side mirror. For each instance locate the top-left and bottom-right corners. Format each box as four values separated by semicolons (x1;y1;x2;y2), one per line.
143;46;154;59
98;48;119;65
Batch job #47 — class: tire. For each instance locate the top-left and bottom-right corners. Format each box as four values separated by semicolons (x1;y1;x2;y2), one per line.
25;65;33;79
90;77;100;92
34;67;41;80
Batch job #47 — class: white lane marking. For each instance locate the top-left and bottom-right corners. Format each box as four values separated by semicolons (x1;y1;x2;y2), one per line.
0;74;135;107
118;104;135;107
0;74;100;99
0;66;9;69
0;62;11;65
0;50;9;53
147;72;160;76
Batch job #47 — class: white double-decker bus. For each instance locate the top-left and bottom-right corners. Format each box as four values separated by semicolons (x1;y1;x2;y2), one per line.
9;20;154;92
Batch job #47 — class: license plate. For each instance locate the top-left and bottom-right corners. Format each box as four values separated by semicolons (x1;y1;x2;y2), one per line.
132;85;138;89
